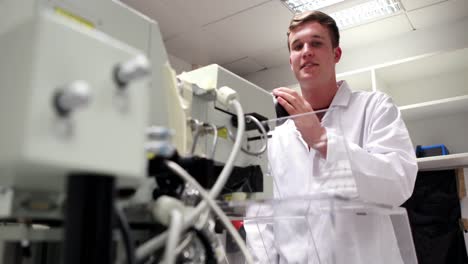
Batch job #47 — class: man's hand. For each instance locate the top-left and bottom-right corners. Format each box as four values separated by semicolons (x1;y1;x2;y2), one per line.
273;87;327;156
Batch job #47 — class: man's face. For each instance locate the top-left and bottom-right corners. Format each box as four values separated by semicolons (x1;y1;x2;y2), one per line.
288;21;341;87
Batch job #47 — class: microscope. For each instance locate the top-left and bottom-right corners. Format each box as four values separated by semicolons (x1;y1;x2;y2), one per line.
0;1;277;263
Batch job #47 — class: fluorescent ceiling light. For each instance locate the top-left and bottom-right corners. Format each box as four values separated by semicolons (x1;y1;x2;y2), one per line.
282;0;404;29
281;0;345;13
331;0;403;29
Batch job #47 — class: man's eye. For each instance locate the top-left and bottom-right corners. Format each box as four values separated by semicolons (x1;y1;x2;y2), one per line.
293;44;303;51
311;42;322;47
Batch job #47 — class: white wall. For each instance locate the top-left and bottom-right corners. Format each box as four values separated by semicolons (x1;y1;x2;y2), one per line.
168;53;192;74
243;64;296;91
244;16;468;91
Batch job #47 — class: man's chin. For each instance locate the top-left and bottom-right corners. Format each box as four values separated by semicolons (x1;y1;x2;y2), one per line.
300;67;318;76
299;72;317;82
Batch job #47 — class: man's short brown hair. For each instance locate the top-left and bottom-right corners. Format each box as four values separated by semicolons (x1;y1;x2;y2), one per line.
287;11;340;51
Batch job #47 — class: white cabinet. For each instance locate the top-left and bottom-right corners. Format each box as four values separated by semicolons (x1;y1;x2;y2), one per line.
337;47;468;169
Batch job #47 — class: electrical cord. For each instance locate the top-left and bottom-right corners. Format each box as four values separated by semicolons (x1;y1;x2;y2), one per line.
206;123;218;159
190;119;202;155
135;99;245;262
115;205;137;264
163;210;183;264
186;99;245;219
190;121;218;159
228;114;268;156
165;160;254;264
174;232;195;255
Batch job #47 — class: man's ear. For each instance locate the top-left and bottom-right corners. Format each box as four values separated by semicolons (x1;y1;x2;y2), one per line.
334;47;342;63
289;56;293;71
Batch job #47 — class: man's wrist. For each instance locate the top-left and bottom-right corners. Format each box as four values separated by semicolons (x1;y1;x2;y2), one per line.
309;127;327;156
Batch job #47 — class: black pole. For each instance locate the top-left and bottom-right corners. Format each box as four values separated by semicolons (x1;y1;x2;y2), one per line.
63;173;115;264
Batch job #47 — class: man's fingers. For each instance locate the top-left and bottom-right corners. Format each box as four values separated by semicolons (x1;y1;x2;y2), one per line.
273;87;314;114
277;96;296;115
274;90;298;105
273;87;298;97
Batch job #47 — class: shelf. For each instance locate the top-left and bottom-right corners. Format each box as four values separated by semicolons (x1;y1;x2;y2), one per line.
336;69;373;92
418;153;468;171
375;48;468;85
371;47;468;106
400;94;468;121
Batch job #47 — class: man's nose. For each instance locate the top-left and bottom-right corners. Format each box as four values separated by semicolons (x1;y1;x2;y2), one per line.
302;44;313;57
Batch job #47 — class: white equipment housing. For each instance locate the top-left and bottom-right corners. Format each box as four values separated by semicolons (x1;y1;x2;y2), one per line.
0;2;151;194
180;64;277;199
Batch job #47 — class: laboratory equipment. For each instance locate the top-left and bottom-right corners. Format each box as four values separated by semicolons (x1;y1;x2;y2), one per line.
0;1;152;263
178;64;277;200
0;0;155;218
0;1;262;263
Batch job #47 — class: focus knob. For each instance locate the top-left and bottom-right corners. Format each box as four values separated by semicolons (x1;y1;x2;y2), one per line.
53;80;91;116
114;54;150;88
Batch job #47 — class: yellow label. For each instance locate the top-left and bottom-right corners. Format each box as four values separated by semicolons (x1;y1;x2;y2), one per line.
54;7;95;29
217;127;228;139
223;194;232;201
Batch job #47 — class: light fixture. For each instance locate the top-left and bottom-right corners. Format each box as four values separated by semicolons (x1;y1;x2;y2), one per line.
331;0;403;29
282;0;404;29
281;0;345;13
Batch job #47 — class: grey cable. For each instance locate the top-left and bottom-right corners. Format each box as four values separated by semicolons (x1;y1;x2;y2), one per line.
115;206;136;264
190;120;202;155
192;122;218;159
186;99;245;218
135;99;245;262
206;123;219;159
165;160;254;264
174;232;195;255
228;115;268;156
163;210;183;264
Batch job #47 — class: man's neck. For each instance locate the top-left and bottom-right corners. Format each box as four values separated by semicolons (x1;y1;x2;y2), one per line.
300;79;339;110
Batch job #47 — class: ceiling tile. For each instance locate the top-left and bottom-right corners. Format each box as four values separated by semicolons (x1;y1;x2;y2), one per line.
203;1;293;56
222;57;265;76
407;0;468;29
400;0;446;11
120;0;199;40
251;47;290;68
164;28;246;66
244;64;297;90
166;0;271;26
340;13;413;50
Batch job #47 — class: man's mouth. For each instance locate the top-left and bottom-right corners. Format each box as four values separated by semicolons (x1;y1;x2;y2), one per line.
300;62;318;69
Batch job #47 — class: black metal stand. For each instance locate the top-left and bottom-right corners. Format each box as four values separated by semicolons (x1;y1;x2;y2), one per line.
63;173;115;264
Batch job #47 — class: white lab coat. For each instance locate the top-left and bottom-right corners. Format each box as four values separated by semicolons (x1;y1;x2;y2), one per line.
245;81;417;264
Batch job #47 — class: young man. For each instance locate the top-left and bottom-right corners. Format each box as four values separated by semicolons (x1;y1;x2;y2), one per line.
249;11;417;263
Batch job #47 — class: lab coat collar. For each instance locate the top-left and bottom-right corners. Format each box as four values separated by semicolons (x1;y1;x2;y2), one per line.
282;80;351;128
282;80;352;149
329;80;352;108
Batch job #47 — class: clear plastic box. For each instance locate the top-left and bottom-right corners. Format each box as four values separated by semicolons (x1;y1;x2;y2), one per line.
220;195;417;264
219;108;417;264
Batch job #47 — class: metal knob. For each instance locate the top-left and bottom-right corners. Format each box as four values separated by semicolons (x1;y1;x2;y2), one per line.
146;126;173;140
146;126;175;157
53;80;92;116
114;54;150;88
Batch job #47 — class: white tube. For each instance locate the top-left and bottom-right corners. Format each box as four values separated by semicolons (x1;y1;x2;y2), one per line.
163;210;183;264
166;160;254;264
136;99;245;261
207;123;218;159
207;99;244;198
228;114;268;156
181;99;245;227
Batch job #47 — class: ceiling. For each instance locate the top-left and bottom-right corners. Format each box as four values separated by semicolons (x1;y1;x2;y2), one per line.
120;0;468;76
